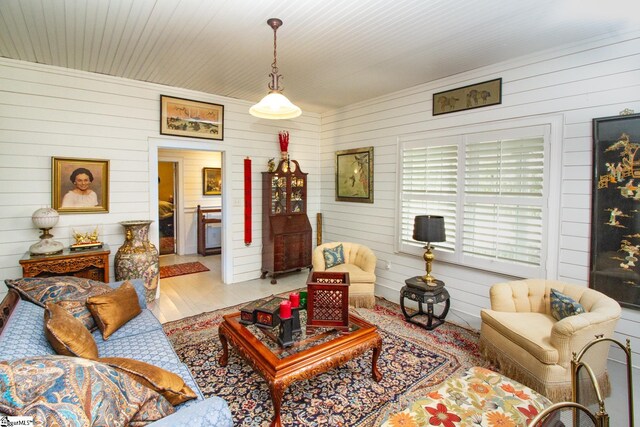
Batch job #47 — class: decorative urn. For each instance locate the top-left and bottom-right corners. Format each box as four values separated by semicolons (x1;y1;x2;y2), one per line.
114;220;159;304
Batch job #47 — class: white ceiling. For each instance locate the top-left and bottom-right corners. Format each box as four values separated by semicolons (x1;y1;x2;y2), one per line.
0;0;637;113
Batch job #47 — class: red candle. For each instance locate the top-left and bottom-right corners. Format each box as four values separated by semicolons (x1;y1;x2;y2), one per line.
279;300;292;319
289;292;300;308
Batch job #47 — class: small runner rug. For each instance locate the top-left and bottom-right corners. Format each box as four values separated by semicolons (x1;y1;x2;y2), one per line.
163;297;492;426
159;261;210;279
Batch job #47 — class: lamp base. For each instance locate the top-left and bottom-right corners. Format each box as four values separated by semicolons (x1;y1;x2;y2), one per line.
29;238;64;256
406;276;444;291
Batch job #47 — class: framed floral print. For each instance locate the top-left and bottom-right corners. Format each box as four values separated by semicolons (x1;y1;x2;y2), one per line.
52;157;109;213
590;112;640;310
335;147;373;203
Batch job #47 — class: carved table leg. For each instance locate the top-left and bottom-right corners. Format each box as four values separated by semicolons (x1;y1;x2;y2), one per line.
268;380;287;427
371;339;383;382
218;326;229;366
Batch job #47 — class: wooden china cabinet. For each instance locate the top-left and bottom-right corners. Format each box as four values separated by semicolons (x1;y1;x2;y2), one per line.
261;159;312;284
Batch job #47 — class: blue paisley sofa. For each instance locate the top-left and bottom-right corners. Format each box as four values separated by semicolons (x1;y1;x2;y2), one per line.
0;278;232;426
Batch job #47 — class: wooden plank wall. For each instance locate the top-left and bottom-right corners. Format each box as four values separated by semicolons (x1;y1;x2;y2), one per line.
0;58;321;289
319;33;640;365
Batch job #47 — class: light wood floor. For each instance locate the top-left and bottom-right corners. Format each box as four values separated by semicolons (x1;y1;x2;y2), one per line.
151;253;309;323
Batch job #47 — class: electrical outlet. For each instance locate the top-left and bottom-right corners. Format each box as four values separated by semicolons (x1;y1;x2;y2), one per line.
233;198;243;207
377;259;392;270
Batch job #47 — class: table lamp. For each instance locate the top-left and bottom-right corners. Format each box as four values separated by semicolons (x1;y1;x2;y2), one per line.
29;207;64;256
413;215;446;285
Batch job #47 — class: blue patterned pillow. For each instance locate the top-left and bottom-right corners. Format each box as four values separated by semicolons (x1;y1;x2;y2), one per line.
323;244;345;269
550;288;585;320
0;356;175;426
5;276;113;331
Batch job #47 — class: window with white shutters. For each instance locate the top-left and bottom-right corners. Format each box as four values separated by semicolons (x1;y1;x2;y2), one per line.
398;125;550;277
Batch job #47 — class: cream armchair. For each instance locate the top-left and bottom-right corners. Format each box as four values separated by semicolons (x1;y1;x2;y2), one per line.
480;279;621;402
312;242;376;308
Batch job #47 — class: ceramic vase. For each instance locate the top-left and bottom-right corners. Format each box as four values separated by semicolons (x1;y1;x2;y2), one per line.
114;220;159;304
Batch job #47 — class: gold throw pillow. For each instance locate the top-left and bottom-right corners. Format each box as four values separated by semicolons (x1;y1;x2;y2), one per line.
98;357;198;406
44;302;99;359
86;281;142;340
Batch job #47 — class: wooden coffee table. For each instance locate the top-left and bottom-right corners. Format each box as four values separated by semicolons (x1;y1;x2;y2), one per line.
218;311;383;427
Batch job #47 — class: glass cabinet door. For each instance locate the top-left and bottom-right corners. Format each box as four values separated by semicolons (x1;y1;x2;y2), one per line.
290;175;304;214
271;175;287;214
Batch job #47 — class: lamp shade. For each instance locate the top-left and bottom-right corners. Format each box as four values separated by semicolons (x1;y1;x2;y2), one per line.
250;91;302;119
413;215;445;243
32;207;60;229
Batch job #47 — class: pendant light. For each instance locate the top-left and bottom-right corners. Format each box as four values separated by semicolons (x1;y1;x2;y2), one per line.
249;18;302;120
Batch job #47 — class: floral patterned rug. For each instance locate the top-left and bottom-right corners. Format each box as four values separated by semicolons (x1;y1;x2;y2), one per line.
159;261;209;279
163;297;491;426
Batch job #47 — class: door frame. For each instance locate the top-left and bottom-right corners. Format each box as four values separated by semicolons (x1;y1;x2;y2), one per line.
157;157;184;255
148;137;231;284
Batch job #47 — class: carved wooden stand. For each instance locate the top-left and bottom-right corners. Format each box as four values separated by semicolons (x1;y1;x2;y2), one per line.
19;245;110;282
218;312;382;427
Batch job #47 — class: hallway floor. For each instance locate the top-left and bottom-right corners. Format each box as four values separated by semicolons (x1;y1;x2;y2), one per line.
152;253;309;323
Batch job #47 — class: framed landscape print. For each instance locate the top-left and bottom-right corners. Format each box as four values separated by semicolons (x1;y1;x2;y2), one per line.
590;112;640;310
160;95;224;140
203;167;222;195
433;78;502;115
335;147;373;203
52;157;109;213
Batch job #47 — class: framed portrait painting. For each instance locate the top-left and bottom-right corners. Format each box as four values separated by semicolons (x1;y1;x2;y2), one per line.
590;112;640;310
52;157;109;213
335;147;373;203
160;95;224;140
203;167;222;195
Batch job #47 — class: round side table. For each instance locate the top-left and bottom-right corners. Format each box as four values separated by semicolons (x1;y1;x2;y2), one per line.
400;276;450;330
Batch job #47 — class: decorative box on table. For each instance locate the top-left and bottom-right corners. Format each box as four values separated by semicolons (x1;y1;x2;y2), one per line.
239;297;271;325
306;271;350;333
255;297;287;328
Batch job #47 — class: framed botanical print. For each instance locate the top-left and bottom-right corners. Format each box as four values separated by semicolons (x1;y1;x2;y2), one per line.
590;113;640;310
52;157;109;213
335;147;373;203
203;167;222;195
160;95;224;140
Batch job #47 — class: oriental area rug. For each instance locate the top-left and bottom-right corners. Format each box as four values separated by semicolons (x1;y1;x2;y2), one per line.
159;261;210;279
163;297;491;426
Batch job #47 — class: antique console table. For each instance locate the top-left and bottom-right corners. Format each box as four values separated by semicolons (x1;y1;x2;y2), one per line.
19;245;110;282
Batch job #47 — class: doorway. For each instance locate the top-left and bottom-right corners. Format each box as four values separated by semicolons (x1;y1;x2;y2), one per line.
158;161;177;255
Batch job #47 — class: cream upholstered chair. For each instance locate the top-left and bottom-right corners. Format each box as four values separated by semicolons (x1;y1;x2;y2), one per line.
312;242;376;308
480;279;621;402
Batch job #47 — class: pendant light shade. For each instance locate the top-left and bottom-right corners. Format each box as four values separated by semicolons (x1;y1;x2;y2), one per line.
249;91;301;119
250;18;301;120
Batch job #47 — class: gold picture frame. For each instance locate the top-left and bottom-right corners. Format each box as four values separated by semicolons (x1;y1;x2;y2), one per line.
335;147;373;203
160;95;224;140
203;167;222;195
52;157;109;213
433;78;502;115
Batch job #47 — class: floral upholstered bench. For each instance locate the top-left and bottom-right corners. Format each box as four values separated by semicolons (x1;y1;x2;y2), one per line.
381;366;552;427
